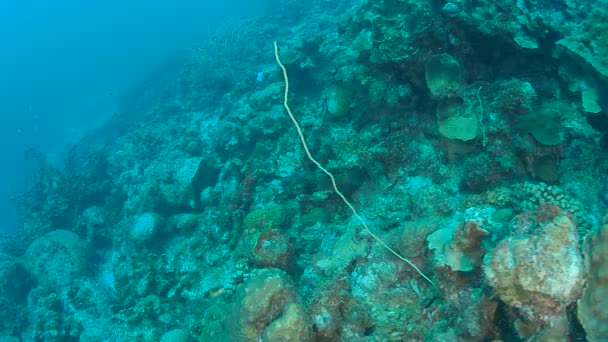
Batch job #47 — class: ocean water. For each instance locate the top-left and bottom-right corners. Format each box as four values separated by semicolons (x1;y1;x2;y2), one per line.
0;0;607;341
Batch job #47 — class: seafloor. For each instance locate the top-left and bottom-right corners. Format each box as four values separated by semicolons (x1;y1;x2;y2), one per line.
2;0;608;341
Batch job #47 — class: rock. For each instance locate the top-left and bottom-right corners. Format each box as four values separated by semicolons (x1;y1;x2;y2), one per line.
483;215;584;336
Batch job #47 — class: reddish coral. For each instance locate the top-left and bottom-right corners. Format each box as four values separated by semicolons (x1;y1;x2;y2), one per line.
483;215;584;338
306;278;349;341
240;171;256;211
251;229;294;272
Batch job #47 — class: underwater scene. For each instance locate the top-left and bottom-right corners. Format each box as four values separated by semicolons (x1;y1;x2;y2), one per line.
1;0;608;341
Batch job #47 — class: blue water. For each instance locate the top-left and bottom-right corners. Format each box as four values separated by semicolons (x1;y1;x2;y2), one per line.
0;0;265;235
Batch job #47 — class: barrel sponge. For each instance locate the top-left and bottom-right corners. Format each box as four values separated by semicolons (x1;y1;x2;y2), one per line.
230;268;312;341
23;229;86;289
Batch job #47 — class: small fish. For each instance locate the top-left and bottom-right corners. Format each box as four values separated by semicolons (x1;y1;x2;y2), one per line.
208;287;225;298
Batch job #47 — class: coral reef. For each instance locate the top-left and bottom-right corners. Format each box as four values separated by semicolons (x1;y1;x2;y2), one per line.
2;0;608;340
